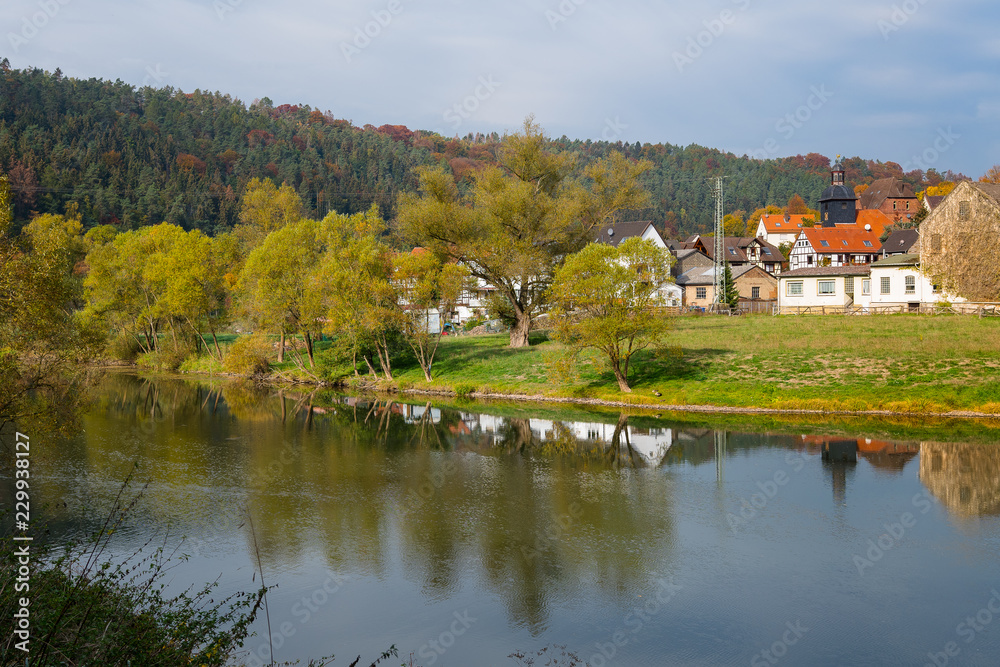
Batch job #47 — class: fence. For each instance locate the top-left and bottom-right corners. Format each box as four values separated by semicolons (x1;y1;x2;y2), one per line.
774;303;1000;317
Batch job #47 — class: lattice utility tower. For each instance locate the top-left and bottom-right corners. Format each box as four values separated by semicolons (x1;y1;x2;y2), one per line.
712;176;725;305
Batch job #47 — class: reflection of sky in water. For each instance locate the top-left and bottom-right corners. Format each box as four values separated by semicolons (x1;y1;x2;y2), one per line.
16;373;1000;667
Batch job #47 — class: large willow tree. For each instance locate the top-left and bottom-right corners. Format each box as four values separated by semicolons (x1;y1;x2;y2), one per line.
398;117;652;347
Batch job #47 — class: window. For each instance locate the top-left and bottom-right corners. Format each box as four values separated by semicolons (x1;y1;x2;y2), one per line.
842;202;847;209
931;234;942;252
807;255;814;265
752;286;760;299
881;276;891;294
818;280;835;295
763;248;772;255
787;281;803;296
820;240;830;247
696;287;707;300
959;201;971;220
893;202;897;210
862;278;871;295
845;276;855;295
863;240;873;247
906;202;910;210
842;240;849;246
905;275;916;294
932;282;941;294
728;248;736;255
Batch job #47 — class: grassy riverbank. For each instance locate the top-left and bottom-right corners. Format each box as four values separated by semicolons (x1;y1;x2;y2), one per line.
182;314;1000;415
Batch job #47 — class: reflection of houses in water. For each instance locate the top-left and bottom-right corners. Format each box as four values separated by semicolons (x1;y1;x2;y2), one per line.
919;442;1000;518
796;435;919;504
455;414;673;466
857;438;919;472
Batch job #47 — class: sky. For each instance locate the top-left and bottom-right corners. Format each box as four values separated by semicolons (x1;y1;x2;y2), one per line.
3;0;999;177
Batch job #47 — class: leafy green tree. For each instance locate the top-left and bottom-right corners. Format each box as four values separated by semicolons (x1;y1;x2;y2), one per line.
549;238;674;392
319;206;402;379
398;117;652;348
1;199;94;429
723;213;746;237
237;219;327;369
233;178;303;252
394;250;472;381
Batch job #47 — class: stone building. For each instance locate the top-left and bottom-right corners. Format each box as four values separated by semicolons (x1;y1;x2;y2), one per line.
919;442;1000;518
918;181;1000;302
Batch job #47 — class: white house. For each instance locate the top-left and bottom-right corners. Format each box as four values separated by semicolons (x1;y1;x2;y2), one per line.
868;254;963;310
776;265;872;313
755;213;811;247
595;220;682;308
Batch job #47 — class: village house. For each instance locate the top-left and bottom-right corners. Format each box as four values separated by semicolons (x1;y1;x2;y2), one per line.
776;265;871;313
676;264;777;310
672;235;784;275
859;177;921;223
918;181;1000;302
733;264;778;308
595;220;667;249
788;227;881;270
670;247;713;279
868;254;941;311
754;213;812;247
594;219;683;307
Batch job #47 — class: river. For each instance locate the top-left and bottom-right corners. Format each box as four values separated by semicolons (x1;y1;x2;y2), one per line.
13;372;1000;666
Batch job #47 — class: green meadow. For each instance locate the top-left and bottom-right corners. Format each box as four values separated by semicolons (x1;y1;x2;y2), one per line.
180;314;1000;415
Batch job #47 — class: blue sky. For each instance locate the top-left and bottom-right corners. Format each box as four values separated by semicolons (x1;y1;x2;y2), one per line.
4;0;999;177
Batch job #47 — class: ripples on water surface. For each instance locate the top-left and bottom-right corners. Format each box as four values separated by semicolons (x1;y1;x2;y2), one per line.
12;373;1000;666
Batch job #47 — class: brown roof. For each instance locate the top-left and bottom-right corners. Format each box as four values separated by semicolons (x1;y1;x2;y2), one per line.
702;236;758;262
881;229;919;254
972;182;1000;206
859;177;918;209
780;265;871;278
923;195;944;211
595;221;655;247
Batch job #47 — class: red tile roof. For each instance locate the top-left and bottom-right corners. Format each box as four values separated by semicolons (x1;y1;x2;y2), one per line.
759;214;812;232
799;227;882;254
853;209;893;236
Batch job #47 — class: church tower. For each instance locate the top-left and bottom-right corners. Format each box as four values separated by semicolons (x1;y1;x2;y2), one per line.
818;158;858;227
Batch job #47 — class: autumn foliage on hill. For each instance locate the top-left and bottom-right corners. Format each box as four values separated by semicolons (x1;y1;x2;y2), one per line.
0;61;974;238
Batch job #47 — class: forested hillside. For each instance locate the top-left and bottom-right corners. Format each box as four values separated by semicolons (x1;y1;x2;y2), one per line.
0;61;968;238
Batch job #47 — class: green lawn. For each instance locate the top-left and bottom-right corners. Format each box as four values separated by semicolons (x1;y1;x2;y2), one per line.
384;314;1000;414
184;314;1000;414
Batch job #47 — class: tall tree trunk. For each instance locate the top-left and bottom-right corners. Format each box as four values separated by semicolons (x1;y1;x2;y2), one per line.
611;359;632;393
211;328;222;360
509;312;531;348
304;331;315;368
278;331;286;363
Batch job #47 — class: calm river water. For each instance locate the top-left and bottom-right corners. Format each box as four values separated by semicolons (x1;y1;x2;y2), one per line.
15;372;1000;666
